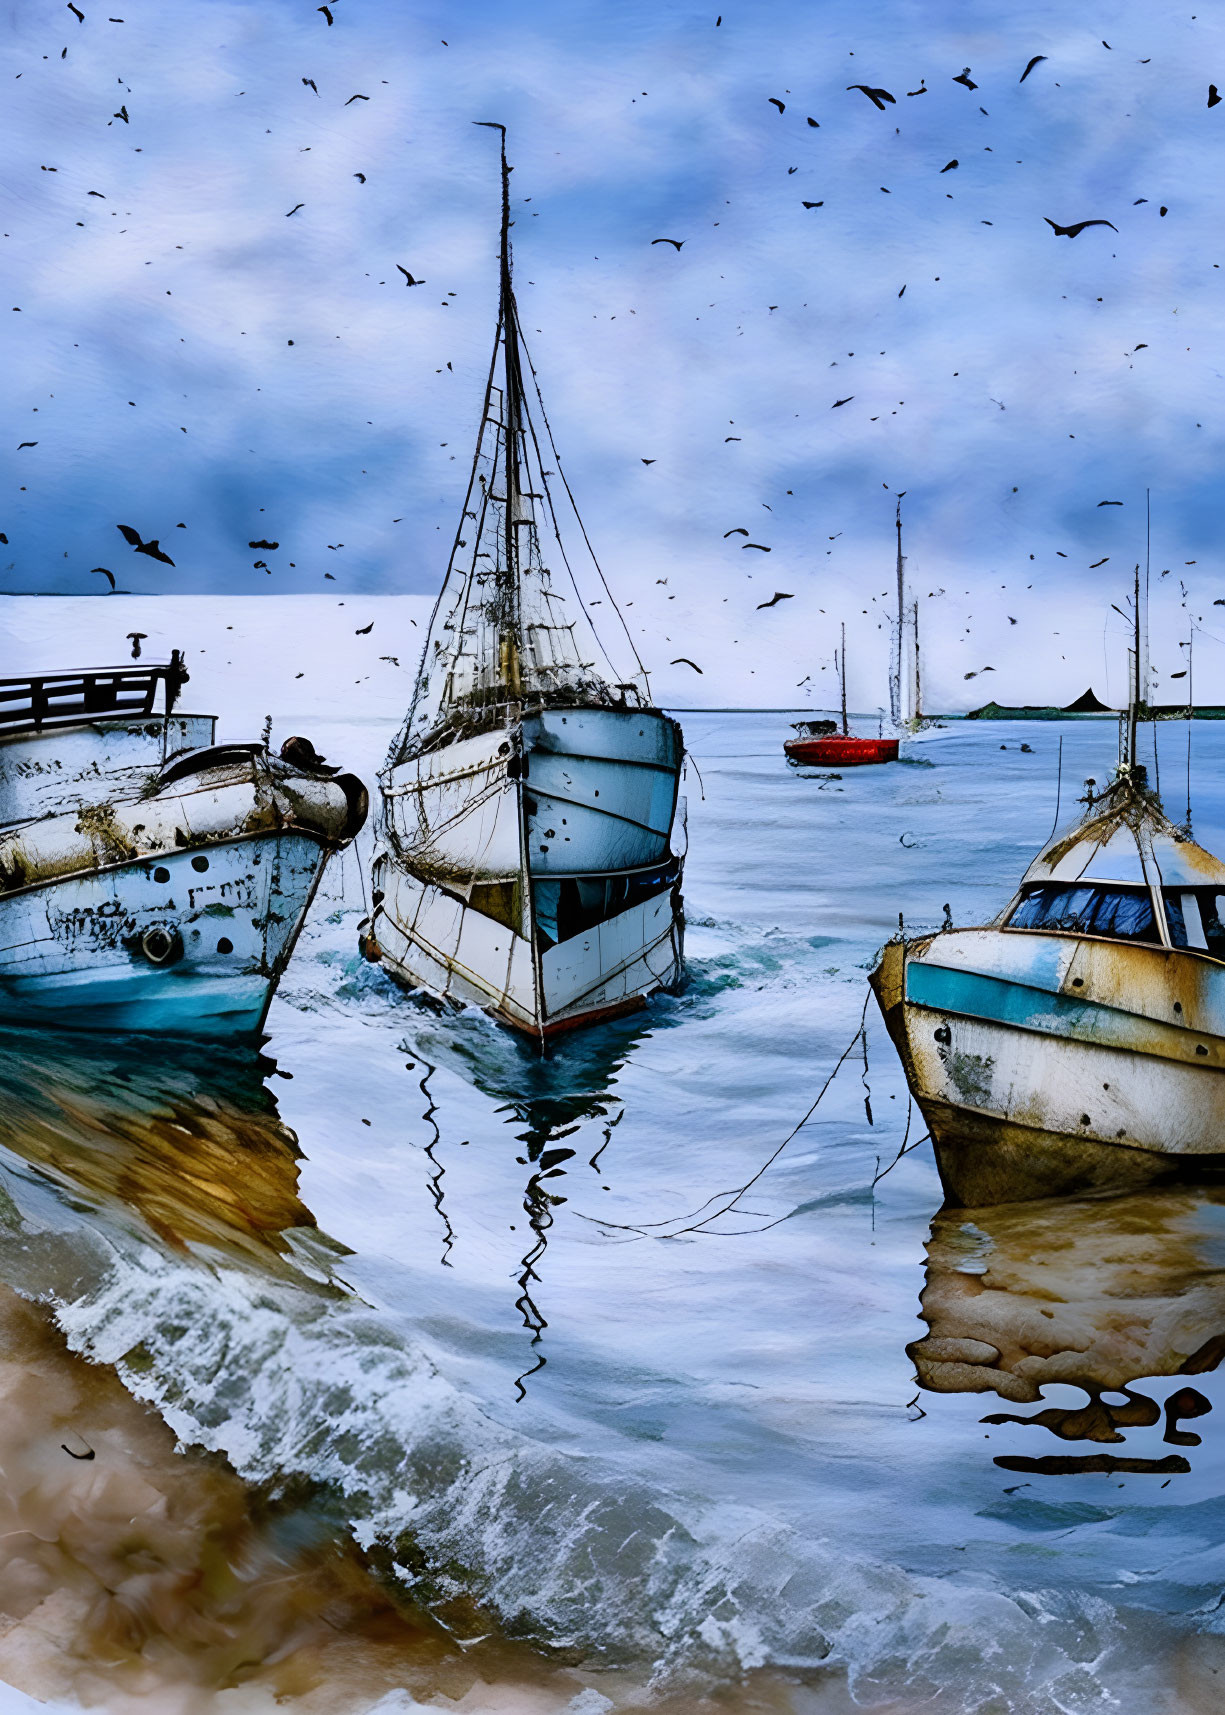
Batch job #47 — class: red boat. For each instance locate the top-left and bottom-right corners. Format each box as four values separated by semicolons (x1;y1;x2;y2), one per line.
784;732;899;767
785;621;901;768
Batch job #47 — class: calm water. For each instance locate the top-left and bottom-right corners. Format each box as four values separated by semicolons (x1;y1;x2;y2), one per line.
4;714;1225;1713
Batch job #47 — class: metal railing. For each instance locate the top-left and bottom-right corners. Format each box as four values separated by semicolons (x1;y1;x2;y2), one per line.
0;653;189;734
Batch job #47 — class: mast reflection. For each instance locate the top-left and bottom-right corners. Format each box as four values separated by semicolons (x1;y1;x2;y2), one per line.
909;1186;1225;1477
403;1005;652;1395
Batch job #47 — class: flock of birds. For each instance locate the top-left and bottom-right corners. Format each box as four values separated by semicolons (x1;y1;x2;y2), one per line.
4;8;1221;707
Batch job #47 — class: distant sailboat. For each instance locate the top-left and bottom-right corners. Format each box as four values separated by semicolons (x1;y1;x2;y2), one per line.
365;128;686;1038
786;497;919;769
873;548;1225;1204
784;623;899;766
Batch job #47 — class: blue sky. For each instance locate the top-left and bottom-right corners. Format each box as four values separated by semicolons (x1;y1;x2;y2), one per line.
2;0;1224;707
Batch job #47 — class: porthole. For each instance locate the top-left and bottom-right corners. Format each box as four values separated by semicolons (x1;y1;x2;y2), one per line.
153;866;170;883
217;936;233;954
191;854;209;873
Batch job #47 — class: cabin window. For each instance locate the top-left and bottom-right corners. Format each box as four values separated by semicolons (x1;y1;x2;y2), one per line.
1163;889;1225;959
1007;884;1158;943
532;863;678;949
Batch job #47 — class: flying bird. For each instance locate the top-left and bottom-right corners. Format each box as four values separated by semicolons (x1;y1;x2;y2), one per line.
768;97;785;113
756;591;794;608
68;2;84;20
953;67;978;90
116;524;175;565
302;77;318;94
355;621;373;634
1019;55;1047;82
345;93;369;104
249;539;279;549
113;104;128;122
397;265;425;285
831;396;853;407
17;441;37;449
286;203;305;216
1097;499;1123;505
1045;217;1118;237
724;527;749;537
847;84;895;110
802;200;824;208
126;631;147;656
651;237;684;249
641;457;656;464
940;159;959;172
90;568;116;590
907;83;927;96
317;4;332;21
1210;84;1222;107
743;542;771;551
671;657;703;672
1089;557;1110;568
354;171;366;182
807;116;819;127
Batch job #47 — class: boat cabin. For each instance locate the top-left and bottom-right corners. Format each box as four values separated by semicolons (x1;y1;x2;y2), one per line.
1003;784;1225;960
1005;881;1225;958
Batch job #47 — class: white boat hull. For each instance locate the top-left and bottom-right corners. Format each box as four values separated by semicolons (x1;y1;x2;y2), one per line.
872;927;1225;1203
0;833;326;1037
0;743;366;1041
372;705;685;1035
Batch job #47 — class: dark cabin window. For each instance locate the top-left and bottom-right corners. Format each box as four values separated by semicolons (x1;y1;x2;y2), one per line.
533;863;678;949
1007;884;1158;943
1164;889;1225;960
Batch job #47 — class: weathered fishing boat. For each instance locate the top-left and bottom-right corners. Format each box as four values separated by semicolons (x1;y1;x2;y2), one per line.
0;658;367;1038
366;128;685;1038
872;569;1225;1203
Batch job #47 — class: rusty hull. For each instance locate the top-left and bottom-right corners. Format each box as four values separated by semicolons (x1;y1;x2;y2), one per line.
871;931;1225;1205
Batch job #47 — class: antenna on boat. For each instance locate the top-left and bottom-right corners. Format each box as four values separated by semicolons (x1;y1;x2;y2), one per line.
1048;735;1064;838
839;621;849;736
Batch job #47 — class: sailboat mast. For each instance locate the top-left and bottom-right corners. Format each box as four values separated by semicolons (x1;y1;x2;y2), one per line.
911;597;921;725
1139;489;1151;716
492;127;523;698
840;621;849;736
1127;561;1141;770
890;498;904;728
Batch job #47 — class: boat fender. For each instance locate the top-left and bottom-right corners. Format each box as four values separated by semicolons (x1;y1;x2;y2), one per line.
933;1024;951;1044
334;773;370;840
139;924;183;966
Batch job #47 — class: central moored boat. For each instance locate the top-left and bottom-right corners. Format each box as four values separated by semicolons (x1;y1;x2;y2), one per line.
366;129;686;1038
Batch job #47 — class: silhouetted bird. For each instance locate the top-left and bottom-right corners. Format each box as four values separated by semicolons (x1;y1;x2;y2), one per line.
756;591;794;608
116;524;175;565
1045;216;1118;236
90;568;116;590
1019;55;1047;82
847;84;895;109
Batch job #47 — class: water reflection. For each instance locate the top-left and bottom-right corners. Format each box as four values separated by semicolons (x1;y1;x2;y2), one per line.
909;1186;1225;1476
403;1006;652;1395
0;1027;337;1281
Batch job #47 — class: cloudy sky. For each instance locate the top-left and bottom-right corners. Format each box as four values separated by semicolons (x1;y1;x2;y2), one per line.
2;0;1224;710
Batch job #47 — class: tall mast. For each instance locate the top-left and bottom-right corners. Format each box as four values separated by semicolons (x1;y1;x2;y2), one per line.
839;621;849;736
1138;489;1151;716
891;494;906;728
1127;561;1141;770
477;122;524;699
